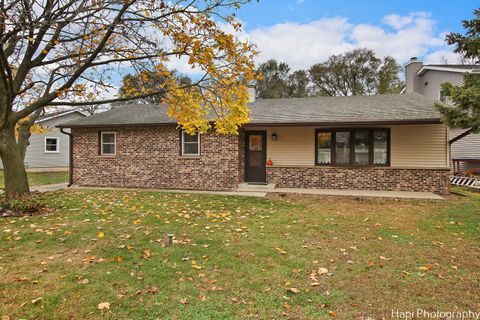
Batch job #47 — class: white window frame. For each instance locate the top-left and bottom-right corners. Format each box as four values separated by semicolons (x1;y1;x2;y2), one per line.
100;132;116;156
44;137;59;153
439;89;453;104
439;89;447;102
181;131;200;156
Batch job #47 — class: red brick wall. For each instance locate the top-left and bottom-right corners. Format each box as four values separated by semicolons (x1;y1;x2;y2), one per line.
71;126;450;194
72;126;241;190
267;166;451;194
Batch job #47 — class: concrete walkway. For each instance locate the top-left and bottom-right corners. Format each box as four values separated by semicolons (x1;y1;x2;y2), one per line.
72;186;268;198
28;183;444;200
271;188;444;200
31;183;69;193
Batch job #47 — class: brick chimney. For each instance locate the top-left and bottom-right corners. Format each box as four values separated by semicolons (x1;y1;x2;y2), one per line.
405;57;423;94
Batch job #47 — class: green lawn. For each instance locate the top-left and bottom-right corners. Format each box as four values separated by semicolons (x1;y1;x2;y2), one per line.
1;189;479;319
0;170;69;189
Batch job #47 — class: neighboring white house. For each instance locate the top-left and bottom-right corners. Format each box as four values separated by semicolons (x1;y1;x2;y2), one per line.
405;58;480;173
0;110;87;170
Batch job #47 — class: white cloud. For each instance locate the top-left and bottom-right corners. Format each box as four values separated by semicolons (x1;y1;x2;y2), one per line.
424;50;462;65
381;12;429;30
249;18;354;70
156;12;456;77
241;12;455;70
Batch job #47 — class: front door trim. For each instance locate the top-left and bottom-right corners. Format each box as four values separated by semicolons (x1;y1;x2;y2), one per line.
244;131;267;183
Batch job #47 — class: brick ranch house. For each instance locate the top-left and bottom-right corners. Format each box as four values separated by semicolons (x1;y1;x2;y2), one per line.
58;93;451;194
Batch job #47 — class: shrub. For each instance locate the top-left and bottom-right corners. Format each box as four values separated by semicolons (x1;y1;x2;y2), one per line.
2;193;46;214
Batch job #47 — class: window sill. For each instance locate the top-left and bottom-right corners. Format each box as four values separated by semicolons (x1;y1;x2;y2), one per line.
267;165;450;170
97;155;116;159
179;155;201;159
315;165;390;169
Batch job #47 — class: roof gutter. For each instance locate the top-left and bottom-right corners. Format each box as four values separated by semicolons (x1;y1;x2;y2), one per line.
59;128;73;187
57;119;442;129
243;119;442;127
57;122;178;129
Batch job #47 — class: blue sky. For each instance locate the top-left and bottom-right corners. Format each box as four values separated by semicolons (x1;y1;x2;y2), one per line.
105;1;478;97
238;0;476;32
199;0;478;71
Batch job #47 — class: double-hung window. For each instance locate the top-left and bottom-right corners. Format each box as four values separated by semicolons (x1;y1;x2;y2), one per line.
181;131;200;156
100;132;116;155
45;137;59;153
315;128;390;166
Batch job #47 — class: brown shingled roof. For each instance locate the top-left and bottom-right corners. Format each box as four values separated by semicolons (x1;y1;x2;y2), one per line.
58;93;442;128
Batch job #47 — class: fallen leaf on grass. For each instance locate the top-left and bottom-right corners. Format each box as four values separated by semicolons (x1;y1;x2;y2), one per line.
97;302;110;310
179;298;189;305
191;260;203;270
147;287;158;294
287;287;300;294
97;232;104;238
78;278;89;285
318;268;328;275
142;249;152;259
31;297;43;304
418;265;433;271
275;247;287;254
328;310;337;317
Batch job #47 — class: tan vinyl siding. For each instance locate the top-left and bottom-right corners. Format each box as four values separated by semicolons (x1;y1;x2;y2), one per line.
262;127;315;166
246;124;448;169
390;124;448;168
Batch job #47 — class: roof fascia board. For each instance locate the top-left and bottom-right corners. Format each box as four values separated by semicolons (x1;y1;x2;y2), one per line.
58;119;441;129
37;110;89;123
417;66;477;76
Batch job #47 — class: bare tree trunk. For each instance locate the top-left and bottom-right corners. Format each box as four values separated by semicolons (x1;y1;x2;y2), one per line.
0;125;30;198
16;109;41;162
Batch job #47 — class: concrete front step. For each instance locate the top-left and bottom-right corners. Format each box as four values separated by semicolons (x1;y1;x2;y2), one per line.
237;182;276;191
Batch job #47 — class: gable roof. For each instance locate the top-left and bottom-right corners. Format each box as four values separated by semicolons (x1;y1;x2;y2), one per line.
417;64;480;76
58;93;442;128
37;109;88;123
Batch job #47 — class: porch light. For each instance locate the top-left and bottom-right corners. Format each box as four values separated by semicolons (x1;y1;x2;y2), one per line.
271;133;278;141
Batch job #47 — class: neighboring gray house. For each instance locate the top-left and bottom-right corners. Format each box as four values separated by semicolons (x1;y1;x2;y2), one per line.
405;58;480;174
1;110;87;170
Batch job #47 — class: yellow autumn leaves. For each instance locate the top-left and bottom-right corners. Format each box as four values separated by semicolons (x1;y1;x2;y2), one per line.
156;11;258;135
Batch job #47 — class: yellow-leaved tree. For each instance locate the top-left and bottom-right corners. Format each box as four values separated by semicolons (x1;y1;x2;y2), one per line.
0;0;258;197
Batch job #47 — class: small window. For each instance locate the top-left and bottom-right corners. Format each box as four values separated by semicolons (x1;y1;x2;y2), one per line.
439;89;451;104
100;132;116;155
335;131;350;164
354;130;370;165
181;131;200;156
45;137;59;153
373;130;388;165
316;132;332;164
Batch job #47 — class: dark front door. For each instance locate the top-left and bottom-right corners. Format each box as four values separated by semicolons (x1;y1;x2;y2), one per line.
245;131;267;183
